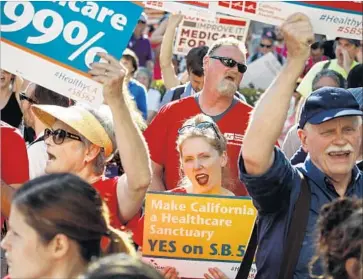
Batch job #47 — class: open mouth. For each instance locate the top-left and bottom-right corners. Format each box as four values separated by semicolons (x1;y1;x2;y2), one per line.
47;152;56;161
195;174;209;186
328;151;351;158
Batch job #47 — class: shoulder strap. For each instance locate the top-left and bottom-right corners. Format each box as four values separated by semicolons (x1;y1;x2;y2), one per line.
235;172;311;279
278;172;311;279
171;86;186;101
235;220;258;279
322;60;331;70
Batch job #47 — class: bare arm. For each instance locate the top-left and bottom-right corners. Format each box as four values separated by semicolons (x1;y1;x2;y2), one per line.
241;13;314;175
160;14;183;90
149;161;166;191
150;19;168;44
89;53;152;222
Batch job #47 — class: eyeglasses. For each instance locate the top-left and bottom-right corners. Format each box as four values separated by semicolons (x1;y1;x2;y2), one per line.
19;92;37;104
44;128;82;145
178;122;221;139
260;43;272;48
209;56;247;74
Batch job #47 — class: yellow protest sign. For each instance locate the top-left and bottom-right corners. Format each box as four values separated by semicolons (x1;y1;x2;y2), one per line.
142;192;257;278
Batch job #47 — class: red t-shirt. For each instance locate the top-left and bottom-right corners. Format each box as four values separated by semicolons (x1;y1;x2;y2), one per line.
92;177;139;234
1;122;29;226
143;96;252;196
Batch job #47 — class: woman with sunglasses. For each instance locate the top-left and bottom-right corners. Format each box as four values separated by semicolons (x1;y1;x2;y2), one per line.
27;53;151;239
134;114;232;279
1;173;135;279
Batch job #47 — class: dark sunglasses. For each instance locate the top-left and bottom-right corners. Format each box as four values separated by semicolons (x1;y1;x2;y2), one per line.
19;92;37;104
210;56;247;74
138;20;146;24
260;43;272;48
178;122;221;139
44;128;82;145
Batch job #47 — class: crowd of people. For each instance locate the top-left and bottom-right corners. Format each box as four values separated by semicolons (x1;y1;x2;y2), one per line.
1;8;362;279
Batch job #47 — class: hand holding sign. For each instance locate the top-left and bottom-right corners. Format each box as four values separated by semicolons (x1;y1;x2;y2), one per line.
161;267;180;279
89;53;127;105
204;267;228;279
281;13;314;62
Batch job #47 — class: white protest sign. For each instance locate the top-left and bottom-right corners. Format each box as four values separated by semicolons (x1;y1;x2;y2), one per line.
240;52;282;90
143;1;216;20
174;15;250;56
209;1;362;40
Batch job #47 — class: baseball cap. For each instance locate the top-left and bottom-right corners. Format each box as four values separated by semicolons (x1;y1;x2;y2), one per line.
139;12;148;23
298;87;363;129
348;87;363;110
335;37;361;46
262;28;276;41
31;104;114;157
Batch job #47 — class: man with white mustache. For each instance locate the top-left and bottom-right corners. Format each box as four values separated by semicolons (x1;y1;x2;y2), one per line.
239;13;363;279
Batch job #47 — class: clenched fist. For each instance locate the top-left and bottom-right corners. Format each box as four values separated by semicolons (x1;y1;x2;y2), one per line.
281;13;314;62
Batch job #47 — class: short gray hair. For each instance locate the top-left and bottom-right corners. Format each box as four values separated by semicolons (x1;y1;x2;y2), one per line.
77;104;117;176
312;69;346;91
207;38;247;58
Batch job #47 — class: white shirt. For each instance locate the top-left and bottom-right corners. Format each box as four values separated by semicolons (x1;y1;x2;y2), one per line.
27;131;48;179
147;88;161;112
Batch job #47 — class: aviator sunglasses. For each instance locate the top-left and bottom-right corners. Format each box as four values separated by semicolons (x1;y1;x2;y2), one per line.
178;122;221;139
210;56;247;74
44;128;82;145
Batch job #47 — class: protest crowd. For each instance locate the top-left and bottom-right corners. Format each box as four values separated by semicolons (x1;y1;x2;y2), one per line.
1;2;363;279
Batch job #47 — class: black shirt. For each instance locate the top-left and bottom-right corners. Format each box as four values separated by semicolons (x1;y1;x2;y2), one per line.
1;93;22;128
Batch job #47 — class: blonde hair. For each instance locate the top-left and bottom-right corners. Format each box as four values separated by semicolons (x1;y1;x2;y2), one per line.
176;114;231;189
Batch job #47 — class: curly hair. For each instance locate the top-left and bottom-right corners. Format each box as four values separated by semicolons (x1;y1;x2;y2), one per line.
309;197;363;279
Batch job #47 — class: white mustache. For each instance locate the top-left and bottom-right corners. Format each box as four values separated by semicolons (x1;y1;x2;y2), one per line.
325;144;354;154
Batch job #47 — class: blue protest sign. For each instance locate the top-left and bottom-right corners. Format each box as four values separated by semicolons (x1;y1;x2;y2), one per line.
0;1;143;106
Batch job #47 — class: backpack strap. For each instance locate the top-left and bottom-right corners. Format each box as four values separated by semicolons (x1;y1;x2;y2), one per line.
278;171;311;279
171;86;186;101
235;220;258;279
235;172;311;279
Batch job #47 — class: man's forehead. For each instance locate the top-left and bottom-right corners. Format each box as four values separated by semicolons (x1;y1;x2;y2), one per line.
214;45;245;61
316;116;361;128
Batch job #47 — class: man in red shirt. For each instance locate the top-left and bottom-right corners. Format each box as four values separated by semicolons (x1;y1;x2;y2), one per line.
144;38;252;196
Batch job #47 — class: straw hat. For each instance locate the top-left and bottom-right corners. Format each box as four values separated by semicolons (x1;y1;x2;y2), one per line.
32;105;113;157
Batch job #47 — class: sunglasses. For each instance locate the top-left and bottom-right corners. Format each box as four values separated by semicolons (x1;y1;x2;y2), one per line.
19;92;37;104
178;122;221;139
138;20;146;24
210;56;247;74
260;43;272;48
44;128;82;145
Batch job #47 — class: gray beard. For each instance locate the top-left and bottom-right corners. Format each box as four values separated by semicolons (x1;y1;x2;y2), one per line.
217;79;237;97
